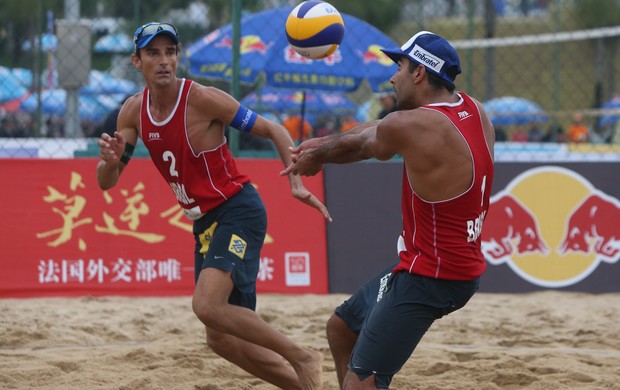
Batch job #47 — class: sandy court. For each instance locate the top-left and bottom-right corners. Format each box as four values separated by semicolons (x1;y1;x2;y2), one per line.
1;291;620;389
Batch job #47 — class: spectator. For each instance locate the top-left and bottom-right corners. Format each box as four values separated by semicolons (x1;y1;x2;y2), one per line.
510;125;528;142
555;126;567;143
314;116;337;138
527;122;544;142
542;125;566;143
495;126;508;141
590;125;613;144
282;113;313;143
339;114;360;133
567;113;589;143
376;92;397;119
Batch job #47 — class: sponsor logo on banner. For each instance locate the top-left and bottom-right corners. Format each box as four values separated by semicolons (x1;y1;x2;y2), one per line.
482;166;620;287
285;252;310;286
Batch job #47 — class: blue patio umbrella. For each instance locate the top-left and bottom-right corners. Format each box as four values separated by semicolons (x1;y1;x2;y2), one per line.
598;95;620;127
182;7;397;93
241;86;356;115
0;66;29;103
19;89;125;123
21;33;58;52
38;69;138;96
80;70;138;96
94;33;134;53
483;96;548;127
9;67;33;89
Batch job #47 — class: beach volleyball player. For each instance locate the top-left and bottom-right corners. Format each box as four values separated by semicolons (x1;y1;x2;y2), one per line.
96;22;330;390
282;31;496;389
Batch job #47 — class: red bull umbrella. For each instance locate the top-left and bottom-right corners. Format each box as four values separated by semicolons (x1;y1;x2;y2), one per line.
182;7;397;93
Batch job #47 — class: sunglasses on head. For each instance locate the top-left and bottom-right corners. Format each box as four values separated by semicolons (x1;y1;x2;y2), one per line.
133;22;178;46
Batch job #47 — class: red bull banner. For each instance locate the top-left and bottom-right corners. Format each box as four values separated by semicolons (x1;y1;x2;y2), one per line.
481;164;620;292
0;159;328;298
322;162;620;294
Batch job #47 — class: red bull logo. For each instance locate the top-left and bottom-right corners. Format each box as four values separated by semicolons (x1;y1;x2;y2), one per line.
215;35;272;55
359;44;393;67
482;166;620;287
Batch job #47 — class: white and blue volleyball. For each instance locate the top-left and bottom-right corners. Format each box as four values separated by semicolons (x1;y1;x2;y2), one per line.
285;1;345;59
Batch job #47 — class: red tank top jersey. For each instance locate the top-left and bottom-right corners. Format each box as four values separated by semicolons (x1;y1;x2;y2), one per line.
394;92;494;280
140;79;250;219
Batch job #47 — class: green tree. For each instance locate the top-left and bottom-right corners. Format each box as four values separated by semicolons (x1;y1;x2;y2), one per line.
573;0;620;106
328;0;407;33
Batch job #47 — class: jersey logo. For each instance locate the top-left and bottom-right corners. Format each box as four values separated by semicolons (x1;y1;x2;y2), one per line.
148;132;161;140
458;110;472;120
228;234;247;259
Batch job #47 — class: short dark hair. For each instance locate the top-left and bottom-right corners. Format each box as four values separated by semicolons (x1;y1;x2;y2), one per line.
408;60;455;93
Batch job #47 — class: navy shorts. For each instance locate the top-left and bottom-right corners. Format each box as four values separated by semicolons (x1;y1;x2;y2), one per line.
337;267;479;388
335;263;396;334
193;183;267;311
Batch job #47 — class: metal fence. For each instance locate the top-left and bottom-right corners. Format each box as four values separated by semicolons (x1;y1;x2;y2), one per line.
1;0;620;160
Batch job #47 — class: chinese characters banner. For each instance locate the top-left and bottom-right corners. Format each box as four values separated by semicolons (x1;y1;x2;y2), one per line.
0;159;328;297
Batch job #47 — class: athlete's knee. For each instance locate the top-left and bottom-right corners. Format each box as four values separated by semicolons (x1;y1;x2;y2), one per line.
192;297;226;329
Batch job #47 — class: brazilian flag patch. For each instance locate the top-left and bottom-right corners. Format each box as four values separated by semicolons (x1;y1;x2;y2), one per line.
228;234;247;259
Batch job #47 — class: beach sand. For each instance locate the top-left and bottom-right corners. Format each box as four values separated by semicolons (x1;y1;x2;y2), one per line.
1;291;619;389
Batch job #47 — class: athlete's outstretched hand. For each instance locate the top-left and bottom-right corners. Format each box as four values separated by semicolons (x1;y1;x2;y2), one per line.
284;152;323;176
98;131;127;163
291;184;332;223
280;137;331;177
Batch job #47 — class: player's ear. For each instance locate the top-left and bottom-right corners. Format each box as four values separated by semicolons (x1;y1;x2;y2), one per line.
416;64;424;78
131;53;142;71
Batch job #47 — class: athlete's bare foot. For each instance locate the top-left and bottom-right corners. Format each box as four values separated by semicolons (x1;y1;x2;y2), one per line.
294;349;324;390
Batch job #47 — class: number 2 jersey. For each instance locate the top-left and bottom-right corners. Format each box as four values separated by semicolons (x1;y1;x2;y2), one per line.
140;79;250;220
395;92;494;280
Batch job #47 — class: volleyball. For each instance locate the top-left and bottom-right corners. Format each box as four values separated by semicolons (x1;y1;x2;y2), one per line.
285;1;345;60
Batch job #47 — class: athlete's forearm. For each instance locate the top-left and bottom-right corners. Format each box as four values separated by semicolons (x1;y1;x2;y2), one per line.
96;160;122;190
311;125;377;164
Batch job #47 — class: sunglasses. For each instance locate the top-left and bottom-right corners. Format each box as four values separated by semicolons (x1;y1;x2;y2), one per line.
133;22;179;49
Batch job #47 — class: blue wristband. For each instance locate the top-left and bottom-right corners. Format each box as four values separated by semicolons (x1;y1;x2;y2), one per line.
230;105;258;133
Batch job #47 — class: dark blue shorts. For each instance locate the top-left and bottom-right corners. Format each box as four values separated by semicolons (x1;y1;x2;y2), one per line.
336;267;479;388
193;183;267;311
335;263;395;334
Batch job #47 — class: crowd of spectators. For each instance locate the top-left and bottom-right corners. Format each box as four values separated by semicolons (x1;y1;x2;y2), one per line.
2;102;619;147
494;113;617;145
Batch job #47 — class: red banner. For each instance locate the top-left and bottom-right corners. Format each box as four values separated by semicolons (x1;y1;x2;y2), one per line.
0;158;328;297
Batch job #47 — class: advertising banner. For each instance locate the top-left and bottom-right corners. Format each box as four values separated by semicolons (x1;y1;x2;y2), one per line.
0;158;328;297
325;162;620;293
480;163;620;292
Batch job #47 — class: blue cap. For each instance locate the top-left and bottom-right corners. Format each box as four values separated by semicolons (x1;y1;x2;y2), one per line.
133;22;179;51
381;31;461;87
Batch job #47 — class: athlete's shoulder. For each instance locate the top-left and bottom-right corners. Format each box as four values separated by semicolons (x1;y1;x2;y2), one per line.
385;106;446;130
119;92;143;118
188;82;234;103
